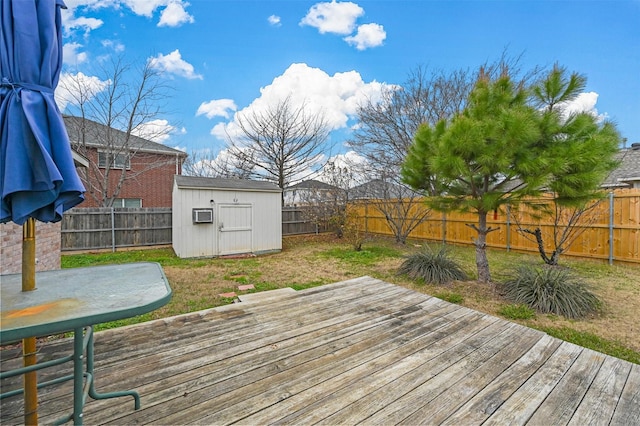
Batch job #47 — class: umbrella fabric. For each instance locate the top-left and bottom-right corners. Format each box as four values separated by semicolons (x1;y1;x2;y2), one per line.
0;0;85;226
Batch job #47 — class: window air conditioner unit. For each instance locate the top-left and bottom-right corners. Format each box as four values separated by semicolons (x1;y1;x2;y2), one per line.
192;208;213;224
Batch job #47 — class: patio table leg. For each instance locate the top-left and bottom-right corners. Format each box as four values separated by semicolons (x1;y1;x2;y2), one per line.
73;327;84;425
51;327;86;425
85;326;141;410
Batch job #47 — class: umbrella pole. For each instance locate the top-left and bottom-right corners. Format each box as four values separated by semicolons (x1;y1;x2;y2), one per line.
22;217;39;425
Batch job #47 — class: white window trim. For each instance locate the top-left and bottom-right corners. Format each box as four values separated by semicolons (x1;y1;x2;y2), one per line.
98;151;131;170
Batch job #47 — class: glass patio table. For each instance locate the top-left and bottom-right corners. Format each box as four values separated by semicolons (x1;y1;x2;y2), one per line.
0;262;172;425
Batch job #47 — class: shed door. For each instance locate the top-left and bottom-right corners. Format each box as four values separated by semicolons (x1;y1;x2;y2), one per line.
218;204;252;255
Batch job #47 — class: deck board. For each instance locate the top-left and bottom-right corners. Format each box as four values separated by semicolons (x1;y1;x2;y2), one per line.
1;276;638;425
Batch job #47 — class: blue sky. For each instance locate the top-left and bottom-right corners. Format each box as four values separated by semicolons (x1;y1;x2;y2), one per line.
58;0;640;163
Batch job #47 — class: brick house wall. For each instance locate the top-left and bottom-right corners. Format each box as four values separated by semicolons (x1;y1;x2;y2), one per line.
78;148;182;208
63;115;186;209
0;221;61;275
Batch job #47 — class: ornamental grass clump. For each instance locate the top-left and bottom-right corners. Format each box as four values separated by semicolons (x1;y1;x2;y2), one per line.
503;265;600;319
398;246;467;285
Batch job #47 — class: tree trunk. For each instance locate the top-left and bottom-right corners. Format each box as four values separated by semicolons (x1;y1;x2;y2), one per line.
525;227;560;266
475;211;491;283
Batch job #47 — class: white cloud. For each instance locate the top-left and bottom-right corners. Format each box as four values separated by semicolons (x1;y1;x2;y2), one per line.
268;15;282;27
300;1;364;35
196;99;238;119
316;150;370;186
186;147;248;178
158;1;195;27
132;119;176;143
210;122;230;140
210;63;390;142
55;72;110;111
61;0;194;34
63;43;88;65
62;14;104;36
120;0;163;16
558;92;608;122
148;50;203;80
328;150;368;169
101;39;125;52
344;23;386;50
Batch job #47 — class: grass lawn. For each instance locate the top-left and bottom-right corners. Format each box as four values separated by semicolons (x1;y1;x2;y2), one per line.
61;234;640;364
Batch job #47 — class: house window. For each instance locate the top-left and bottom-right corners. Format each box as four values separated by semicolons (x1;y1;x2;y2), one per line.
113;198;142;208
98;151;130;169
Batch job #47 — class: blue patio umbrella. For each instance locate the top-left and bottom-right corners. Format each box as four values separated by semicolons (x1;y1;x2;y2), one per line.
1;0;85;424
1;0;85;225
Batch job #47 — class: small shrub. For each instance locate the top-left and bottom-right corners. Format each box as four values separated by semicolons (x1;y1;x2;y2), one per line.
433;292;464;304
398;246;467;284
498;304;536;320
342;209;366;251
503;266;601;319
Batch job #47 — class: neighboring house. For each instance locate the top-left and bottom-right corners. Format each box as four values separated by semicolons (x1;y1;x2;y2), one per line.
64;115;187;208
349;179;420;200
601;145;640;190
283;179;340;206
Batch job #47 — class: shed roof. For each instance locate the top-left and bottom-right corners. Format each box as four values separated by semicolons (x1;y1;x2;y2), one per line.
174;175;281;192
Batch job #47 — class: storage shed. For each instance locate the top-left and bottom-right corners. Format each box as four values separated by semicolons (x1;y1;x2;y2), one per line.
172;176;282;258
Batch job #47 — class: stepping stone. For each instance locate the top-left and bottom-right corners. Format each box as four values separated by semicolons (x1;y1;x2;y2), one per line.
237;284;255;291
218;292;237;298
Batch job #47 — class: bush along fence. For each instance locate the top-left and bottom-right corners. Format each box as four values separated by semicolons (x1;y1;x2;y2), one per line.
349;189;639;266
61;206;328;251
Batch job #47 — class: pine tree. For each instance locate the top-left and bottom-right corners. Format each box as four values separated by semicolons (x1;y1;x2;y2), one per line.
402;67;621;281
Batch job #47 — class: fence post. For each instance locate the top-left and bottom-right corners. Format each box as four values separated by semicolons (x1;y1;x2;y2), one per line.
609;191;614;265
506;205;511;252
111;207;116;252
442;211;447;244
364;202;369;234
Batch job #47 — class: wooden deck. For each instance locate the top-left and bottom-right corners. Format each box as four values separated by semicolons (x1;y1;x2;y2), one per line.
1;276;639;425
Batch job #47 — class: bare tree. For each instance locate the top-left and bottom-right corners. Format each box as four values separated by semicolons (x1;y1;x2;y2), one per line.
513;198;606;265
225;95;331;204
347;65;466;243
298;161;354;238
182;148;254;179
350;172;430;244
59;56;176;207
349;65;475;190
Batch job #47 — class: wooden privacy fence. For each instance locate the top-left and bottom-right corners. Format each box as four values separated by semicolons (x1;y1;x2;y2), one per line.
61;208;172;251
62;207;328;251
282;207;330;235
349;189;640;265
